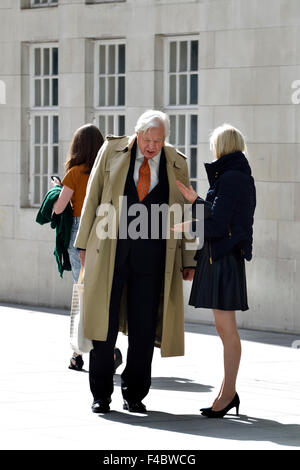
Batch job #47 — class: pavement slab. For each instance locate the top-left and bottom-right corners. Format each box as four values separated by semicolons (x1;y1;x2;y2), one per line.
0;303;299;451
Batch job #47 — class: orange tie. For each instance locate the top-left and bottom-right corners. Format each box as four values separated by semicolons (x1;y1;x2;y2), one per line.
136;157;151;201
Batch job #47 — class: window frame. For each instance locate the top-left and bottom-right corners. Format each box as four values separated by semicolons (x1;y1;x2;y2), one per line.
96;112;126;139
168;111;199;190
29;43;59;207
164;36;200;191
31;0;58;7
164;35;199;110
94;39;126;137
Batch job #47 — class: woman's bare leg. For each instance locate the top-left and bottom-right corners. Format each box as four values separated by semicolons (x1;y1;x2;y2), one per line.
212;309;241;411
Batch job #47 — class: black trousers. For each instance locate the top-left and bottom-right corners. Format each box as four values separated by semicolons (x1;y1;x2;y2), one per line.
89;253;164;403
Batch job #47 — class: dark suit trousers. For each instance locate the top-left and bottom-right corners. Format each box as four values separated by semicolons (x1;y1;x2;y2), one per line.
89;254;164;403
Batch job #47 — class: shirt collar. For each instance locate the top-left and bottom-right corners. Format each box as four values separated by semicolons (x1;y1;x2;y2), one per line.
136;146;162;164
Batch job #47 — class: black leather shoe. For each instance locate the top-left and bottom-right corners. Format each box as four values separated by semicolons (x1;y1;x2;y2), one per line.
123;400;147;413
91;398;111;414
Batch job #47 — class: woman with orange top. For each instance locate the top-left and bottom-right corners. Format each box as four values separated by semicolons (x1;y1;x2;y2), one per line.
53;124;123;372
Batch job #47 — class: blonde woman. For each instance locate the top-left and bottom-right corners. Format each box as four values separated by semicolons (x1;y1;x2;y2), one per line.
174;124;256;418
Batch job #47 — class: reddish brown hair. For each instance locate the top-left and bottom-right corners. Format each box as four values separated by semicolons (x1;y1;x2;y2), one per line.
65;124;104;174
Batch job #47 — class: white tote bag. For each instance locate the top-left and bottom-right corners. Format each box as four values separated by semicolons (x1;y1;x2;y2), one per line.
70;266;93;354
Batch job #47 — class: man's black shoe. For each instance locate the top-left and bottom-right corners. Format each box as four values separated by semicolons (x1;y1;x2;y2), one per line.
123;400;147;413
91;399;111;414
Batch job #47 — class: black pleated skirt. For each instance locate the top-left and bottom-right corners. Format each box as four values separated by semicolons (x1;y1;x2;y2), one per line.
189;241;249;311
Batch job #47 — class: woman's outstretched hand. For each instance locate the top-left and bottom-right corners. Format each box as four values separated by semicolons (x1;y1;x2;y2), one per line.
176;180;198;203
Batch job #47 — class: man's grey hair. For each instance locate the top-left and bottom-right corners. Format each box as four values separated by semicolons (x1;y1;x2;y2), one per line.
135;109;170;138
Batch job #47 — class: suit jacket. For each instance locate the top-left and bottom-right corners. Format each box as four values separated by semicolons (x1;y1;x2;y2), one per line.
115;140;169;274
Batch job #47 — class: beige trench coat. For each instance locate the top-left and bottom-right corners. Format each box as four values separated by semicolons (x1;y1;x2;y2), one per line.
74;135;197;357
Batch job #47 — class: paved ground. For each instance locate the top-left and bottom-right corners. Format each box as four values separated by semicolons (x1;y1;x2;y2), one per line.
0;302;299;451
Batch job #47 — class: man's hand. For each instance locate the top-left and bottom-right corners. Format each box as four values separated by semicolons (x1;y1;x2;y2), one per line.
182;268;195;281
171;221;191;233
176;181;198;203
79;250;86;267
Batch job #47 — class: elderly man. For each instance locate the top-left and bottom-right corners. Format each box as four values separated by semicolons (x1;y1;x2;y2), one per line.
75;110;196;413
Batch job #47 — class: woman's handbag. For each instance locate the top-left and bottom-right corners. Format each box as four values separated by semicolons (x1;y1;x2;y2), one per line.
70;266;93;354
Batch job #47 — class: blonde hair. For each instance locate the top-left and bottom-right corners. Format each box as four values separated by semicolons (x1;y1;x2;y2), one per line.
209;123;246;159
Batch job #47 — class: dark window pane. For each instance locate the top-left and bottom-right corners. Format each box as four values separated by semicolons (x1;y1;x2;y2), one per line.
44;78;50;106
108;77;115;106
35;116;41;143
118;44;125;74
44;48;50;75
43;176;48;197
118;76;125;106
190;115;197;145
190;148;197;178
179;41;187;72
43;116;48;143
190;74;198;105
169;42;176;73
179;74;187;104
99;77;106;106
191;180;197;191
34;146;40;173
34;176;40;204
99;115;105;135
108;116;114;134
169;115;176;145
35;79;41;106
169;75;176;105
35;48;41;76
52;146;58;173
99;45;106;74
108;45;115;74
118;115;125;135
191;40;198;71
178;115;185;146
52;78;58;105
52;48;58;75
43;146;48;173
53;116;58;143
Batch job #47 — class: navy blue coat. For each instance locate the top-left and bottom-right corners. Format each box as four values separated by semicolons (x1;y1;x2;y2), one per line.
192;151;256;261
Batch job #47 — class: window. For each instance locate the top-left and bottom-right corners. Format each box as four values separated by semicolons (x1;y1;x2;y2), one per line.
30;44;59;206
31;0;58;6
94;40;126;137
169;114;198;190
167;39;198;107
165;37;199;190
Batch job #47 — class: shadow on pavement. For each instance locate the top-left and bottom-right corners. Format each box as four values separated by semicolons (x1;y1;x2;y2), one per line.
184;322;299;348
113;375;213;393
101;410;300;448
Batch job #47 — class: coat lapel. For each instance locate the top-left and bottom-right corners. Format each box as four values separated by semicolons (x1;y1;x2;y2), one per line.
109;135;136;209
164;143;186;207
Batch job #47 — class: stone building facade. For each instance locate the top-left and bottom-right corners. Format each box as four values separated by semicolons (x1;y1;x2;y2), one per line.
0;0;299;334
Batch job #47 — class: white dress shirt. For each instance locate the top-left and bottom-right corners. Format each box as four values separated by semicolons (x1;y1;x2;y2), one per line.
133;147;162;193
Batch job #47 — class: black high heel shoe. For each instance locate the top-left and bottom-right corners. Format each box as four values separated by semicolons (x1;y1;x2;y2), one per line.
114;348;123;373
200;393;240;418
